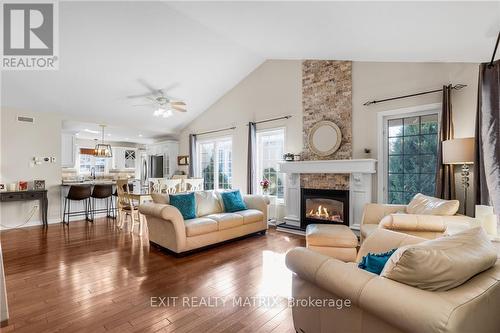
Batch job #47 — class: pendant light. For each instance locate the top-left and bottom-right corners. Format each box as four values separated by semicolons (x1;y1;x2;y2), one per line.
94;125;112;158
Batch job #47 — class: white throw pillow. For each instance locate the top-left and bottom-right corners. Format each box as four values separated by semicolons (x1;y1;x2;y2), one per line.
195;190;222;217
381;227;497;291
406;193;459;216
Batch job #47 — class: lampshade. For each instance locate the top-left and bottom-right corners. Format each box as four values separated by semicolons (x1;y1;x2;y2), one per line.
442;137;474;164
94;125;113;158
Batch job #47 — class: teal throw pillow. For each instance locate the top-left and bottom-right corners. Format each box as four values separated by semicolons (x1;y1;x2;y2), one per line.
220;190;247;213
169;192;196;220
358;249;397;275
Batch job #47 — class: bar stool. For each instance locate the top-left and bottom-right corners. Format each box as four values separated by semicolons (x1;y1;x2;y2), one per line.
63;185;92;224
90;184;114;221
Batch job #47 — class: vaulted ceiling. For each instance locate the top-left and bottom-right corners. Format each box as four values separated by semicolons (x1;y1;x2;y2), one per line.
2;1;499;139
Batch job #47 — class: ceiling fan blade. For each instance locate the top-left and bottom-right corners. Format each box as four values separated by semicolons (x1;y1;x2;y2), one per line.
126;93;154;99
170;101;186;106
137;79;159;94
172;105;187;112
132;103;155;107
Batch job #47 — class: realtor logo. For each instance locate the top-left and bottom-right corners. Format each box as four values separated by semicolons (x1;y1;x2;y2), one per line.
1;2;59;70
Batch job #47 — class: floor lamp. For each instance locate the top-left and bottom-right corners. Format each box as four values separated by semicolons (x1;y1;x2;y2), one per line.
442;138;474;215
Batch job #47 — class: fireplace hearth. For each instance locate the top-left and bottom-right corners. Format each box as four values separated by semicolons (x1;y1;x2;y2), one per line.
301;188;349;229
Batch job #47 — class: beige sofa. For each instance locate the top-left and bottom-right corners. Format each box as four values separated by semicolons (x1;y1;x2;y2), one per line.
360;203;478;242
286;228;500;333
139;191;269;254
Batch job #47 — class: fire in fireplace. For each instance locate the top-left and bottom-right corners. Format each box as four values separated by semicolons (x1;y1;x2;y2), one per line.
301;188;349;229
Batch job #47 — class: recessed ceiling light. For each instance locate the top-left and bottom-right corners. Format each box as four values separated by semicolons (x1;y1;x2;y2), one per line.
125;138;129;141
75;132;80;136
138;134;143;137
107;133;111;137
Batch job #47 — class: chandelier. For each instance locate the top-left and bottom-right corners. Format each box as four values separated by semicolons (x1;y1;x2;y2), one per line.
94;125;112;158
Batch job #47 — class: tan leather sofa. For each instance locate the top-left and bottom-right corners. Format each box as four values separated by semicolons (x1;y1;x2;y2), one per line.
139;191;269;254
286;228;500;333
360;203;478;242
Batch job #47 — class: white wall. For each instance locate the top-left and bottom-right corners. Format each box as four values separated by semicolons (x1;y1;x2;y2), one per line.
179;60;479;206
179;60;303;194
0;109;62;229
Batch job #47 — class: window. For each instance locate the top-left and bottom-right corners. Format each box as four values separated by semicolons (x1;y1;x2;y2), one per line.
197;137;232;190
385;112;439;204
256;128;285;199
79;149;107;174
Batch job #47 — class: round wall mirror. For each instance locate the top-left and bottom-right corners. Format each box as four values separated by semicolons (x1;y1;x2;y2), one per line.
308;120;342;157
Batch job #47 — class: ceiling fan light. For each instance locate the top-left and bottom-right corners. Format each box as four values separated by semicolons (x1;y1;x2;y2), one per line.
153;108;165;117
162;109;173;118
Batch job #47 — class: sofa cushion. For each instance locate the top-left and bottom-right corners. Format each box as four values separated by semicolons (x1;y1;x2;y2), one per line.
206;213;243;230
220;190;247;213
195;190;222;217
184;217;218;237
381;227;497;291
169;192;196;220
235;209;264;225
306;224;358;248
406;193;459;216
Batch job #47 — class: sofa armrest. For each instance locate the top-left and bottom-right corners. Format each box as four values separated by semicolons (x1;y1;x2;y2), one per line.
379;214;447;232
286;247;375;306
361;203;407;225
139;203;187;248
243;195;269;220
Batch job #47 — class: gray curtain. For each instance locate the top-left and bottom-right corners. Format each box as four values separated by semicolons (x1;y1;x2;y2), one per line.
435;85;456;200
188;134;197;177
247;122;257;194
474;60;500;216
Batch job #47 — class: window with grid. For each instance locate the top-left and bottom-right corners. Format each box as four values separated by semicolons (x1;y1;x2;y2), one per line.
197;138;232;190
386;113;439;204
256;128;285;199
79;151;107;174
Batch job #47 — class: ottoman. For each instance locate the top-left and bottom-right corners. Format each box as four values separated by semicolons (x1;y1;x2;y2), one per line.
305;224;358;262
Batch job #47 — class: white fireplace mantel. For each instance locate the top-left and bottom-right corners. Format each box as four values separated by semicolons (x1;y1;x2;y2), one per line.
278;159;377;231
279;159;377;174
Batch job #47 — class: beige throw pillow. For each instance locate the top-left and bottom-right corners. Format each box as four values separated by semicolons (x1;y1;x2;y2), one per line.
195;190;222;217
381;227;497;291
151;193;169;204
406;193;459;216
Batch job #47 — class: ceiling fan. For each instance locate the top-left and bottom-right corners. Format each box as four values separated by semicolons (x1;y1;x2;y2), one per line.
129;83;186;118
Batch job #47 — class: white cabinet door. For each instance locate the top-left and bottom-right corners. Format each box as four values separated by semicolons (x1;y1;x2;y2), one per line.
112;147;136;170
61;133;75;168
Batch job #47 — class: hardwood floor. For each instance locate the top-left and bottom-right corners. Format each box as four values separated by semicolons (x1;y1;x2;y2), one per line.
0;219;305;333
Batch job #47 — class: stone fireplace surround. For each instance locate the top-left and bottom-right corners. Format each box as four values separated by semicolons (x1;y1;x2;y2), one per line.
279;159;376;231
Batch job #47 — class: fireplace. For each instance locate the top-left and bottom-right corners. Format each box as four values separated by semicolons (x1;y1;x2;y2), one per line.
301;188;349;229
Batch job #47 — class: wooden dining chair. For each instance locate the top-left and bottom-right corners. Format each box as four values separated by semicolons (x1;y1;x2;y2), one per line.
160;179;182;194
116;179;143;235
184;178;204;192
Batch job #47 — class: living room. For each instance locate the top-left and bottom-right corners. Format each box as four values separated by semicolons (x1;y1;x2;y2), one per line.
1;1;500;332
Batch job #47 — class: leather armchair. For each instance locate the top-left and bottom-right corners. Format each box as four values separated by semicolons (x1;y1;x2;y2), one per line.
286;228;500;333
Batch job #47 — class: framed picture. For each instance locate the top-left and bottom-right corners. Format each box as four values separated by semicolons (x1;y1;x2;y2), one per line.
177;155;190;166
18;181;28;191
34;180;45;190
0;184;5;192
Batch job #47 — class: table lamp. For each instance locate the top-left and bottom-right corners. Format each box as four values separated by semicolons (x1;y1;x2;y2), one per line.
442;137;474;215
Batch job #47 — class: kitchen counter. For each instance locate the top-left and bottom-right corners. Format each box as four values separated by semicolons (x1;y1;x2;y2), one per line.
61;179;140;186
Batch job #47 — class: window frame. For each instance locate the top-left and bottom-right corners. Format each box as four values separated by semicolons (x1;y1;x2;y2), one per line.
255;127;286;203
78;148;109;175
196;136;233;190
377;103;441;204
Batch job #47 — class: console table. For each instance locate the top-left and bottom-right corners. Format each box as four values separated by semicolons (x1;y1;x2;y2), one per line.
0;190;48;226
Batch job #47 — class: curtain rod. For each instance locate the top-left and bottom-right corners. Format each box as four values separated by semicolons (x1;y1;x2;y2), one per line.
488;32;500;68
363;84;467;106
247;115;292;126
194;126;236;136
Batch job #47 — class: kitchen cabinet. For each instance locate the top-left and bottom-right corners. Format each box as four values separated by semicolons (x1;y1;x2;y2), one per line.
61;133;76;168
111;147;137;170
